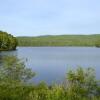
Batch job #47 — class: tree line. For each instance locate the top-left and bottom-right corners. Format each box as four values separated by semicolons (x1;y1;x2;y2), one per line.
17;35;100;47
0;31;17;50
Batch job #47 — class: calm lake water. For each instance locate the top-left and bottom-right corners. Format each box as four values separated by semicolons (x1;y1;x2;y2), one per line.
0;47;100;84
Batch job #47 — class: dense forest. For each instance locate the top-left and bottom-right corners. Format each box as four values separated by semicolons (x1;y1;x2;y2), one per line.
0;31;17;50
17;35;100;47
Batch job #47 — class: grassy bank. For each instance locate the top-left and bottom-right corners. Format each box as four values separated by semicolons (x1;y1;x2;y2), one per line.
0;49;8;51
17;34;100;47
0;48;17;51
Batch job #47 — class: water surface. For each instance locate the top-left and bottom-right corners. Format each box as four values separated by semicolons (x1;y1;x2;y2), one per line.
0;47;100;84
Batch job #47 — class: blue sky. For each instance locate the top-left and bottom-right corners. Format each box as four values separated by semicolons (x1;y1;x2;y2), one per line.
0;0;100;36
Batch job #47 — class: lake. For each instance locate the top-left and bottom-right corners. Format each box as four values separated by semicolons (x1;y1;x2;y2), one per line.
0;47;100;84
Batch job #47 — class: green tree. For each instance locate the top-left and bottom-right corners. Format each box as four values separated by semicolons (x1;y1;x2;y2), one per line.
0;56;36;84
95;40;100;47
66;67;99;100
0;31;17;50
0;56;36;100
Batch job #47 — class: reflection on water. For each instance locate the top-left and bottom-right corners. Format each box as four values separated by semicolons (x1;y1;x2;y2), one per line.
0;47;100;84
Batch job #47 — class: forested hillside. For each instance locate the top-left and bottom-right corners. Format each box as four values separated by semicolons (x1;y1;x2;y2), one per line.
0;31;17;51
17;35;100;47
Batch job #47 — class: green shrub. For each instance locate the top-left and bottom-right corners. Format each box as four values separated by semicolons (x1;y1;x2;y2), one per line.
0;56;100;100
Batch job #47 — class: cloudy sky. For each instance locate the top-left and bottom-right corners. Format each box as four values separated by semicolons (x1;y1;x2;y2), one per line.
0;0;100;36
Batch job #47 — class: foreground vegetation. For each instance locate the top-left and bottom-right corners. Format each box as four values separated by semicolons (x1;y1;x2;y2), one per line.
0;31;17;51
0;56;100;100
17;34;100;47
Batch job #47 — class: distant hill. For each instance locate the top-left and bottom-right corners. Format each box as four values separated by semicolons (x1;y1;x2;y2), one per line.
17;34;100;47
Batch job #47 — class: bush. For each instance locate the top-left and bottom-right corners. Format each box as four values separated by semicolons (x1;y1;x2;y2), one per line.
0;56;100;100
